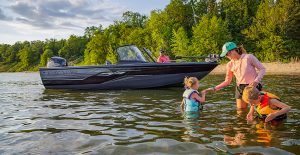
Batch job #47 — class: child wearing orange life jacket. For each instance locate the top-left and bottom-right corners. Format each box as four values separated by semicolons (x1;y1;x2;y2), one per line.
242;86;291;122
181;77;206;112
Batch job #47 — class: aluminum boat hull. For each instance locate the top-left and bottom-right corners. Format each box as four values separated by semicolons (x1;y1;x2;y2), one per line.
39;62;218;90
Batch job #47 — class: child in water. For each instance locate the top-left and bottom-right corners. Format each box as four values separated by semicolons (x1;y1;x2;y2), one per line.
242;86;291;122
181;77;206;112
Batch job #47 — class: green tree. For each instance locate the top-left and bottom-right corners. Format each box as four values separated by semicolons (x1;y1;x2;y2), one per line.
44;39;66;56
146;0;193;54
122;11;148;28
125;27;152;48
146;10;168;52
17;45;33;71
0;44;10;63
192;15;232;56
84;25;103;38
30;40;44;66
207;0;218;17
39;49;53;67
59;35;88;62
4;42;23;64
83;32;110;65
191;0;219;19
243;0;300;61
2;0;300;73
220;0;261;42
106;45;118;64
171;27;190;56
192;0;209;18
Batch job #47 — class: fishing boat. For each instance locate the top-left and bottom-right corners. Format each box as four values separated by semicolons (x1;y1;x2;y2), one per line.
39;45;219;90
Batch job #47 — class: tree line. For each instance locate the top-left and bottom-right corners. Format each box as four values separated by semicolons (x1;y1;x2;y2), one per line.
0;0;299;72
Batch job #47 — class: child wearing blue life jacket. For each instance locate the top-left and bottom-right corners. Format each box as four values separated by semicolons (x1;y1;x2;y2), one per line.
242;86;291;122
181;77;206;112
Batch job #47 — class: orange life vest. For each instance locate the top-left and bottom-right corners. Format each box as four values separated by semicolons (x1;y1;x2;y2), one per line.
256;92;281;118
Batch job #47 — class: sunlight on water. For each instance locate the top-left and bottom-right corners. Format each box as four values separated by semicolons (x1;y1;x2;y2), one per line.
0;72;299;154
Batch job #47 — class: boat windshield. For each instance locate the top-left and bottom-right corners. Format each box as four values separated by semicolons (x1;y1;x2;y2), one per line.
117;45;147;62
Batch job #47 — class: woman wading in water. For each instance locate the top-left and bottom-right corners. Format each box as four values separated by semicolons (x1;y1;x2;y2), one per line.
205;42;265;109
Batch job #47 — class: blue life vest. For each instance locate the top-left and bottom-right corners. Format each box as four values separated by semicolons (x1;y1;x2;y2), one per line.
182;89;202;112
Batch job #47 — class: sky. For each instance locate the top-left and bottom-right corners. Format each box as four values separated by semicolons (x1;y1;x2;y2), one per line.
0;0;170;44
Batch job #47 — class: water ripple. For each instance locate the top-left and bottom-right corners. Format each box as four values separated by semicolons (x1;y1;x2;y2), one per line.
0;73;299;154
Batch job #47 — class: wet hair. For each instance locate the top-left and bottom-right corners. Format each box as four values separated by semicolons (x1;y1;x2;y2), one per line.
184;77;199;89
236;44;247;55
242;86;260;104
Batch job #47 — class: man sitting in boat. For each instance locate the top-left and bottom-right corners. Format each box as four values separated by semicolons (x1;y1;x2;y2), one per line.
157;49;170;63
242;86;291;122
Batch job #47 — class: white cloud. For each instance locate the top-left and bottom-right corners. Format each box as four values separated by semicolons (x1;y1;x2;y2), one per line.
0;0;126;44
0;0;169;44
6;0;125;29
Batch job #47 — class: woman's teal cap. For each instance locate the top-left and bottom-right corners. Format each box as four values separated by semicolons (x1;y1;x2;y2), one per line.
220;42;237;57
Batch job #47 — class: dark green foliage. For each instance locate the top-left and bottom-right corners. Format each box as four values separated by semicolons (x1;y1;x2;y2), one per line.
122;11;148;28
220;0;260;42
44;39;66;56
243;0;300;61
40;49;53;67
192;15;232;56
172;27;190;56
84;25;104;39
58;35;88;63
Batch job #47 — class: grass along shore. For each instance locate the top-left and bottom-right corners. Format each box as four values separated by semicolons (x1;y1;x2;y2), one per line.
210;62;300;75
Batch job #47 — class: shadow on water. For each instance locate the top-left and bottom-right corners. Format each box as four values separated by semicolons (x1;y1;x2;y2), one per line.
0;73;299;154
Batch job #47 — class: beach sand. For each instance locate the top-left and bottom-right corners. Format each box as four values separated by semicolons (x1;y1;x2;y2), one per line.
210;62;300;75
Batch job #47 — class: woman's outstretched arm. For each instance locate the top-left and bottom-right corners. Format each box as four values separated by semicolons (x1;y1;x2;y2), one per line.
214;62;234;91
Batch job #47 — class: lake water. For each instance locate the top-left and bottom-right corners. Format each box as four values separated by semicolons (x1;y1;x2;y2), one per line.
0;72;299;154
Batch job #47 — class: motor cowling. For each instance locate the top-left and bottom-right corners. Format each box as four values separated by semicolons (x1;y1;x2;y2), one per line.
47;56;68;67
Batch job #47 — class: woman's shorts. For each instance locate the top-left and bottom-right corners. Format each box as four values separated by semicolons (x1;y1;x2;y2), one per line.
235;83;263;99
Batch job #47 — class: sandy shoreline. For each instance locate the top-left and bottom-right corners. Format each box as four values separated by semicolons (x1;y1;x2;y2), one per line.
210;62;300;75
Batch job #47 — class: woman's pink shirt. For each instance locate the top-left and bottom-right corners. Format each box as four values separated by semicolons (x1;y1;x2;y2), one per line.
215;54;265;90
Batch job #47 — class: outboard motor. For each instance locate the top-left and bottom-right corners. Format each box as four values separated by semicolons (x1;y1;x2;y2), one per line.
47;56;68;67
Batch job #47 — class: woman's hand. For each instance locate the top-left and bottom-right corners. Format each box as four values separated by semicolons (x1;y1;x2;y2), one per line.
265;113;277;122
246;112;254;121
204;87;216;93
249;81;258;87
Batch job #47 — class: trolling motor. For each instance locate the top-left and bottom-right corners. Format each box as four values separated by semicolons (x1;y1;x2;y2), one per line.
175;54;220;62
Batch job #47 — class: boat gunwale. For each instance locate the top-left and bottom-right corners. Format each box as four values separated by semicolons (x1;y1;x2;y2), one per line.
39;62;219;71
